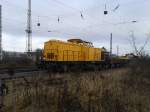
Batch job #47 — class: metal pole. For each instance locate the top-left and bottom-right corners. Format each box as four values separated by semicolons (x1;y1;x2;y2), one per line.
117;46;119;56
0;5;2;61
26;0;32;54
110;33;112;56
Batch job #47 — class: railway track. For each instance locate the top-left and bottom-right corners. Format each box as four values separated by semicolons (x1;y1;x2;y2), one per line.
0;68;37;74
0;67;46;79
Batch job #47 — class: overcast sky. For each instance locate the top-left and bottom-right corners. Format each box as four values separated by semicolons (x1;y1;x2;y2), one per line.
0;0;150;55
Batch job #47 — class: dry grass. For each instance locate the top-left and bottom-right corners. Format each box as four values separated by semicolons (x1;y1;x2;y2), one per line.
3;59;150;112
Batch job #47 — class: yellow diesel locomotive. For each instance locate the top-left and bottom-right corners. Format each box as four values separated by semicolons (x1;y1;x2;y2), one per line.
43;39;105;62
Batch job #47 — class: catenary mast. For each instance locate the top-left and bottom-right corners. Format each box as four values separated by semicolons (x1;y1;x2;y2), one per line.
26;0;32;53
0;5;2;61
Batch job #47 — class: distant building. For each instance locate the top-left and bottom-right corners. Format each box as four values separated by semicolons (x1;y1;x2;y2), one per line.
3;51;27;58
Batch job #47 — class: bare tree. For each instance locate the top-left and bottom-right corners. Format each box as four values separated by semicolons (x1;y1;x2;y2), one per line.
129;31;139;55
129;31;150;57
138;33;150;56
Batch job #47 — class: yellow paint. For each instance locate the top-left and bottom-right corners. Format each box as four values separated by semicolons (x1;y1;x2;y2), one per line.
43;39;103;62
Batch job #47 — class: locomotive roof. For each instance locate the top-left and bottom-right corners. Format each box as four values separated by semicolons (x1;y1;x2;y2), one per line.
45;39;94;47
68;39;91;44
68;39;93;47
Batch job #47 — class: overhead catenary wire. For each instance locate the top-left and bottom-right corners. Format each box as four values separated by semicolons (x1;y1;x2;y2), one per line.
47;0;85;20
112;4;120;12
112;0;120;12
49;0;81;12
48;30;81;37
